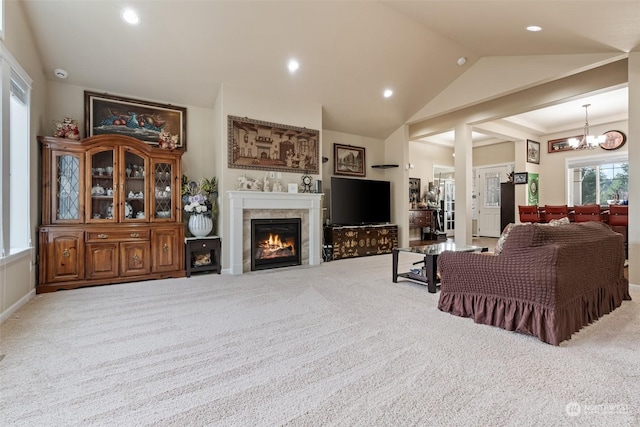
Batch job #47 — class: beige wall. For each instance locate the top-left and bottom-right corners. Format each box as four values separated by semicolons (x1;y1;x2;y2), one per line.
473;141;515;167
1;0;47;320
537;120;628;205
218;83;323;270
322;129;386;223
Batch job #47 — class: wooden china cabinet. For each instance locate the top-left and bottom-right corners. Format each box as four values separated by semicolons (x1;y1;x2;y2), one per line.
37;134;185;293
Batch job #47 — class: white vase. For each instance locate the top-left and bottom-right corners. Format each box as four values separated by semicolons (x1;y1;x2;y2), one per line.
188;214;213;237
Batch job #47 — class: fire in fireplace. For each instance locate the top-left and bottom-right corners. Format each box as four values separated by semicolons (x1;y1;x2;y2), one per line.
251;218;302;271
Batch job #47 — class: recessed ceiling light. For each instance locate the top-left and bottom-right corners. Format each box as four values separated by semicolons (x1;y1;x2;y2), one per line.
121;8;140;25
526;25;542;32
383;89;393;98
54;68;68;79
456;57;467;66
288;59;299;73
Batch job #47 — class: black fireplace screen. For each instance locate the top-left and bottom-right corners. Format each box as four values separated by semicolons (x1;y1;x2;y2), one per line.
251;218;302;271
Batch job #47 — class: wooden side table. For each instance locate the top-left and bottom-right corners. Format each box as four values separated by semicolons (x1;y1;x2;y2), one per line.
185;236;221;277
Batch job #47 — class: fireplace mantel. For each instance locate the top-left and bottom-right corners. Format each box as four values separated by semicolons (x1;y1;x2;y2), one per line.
228;191;323;274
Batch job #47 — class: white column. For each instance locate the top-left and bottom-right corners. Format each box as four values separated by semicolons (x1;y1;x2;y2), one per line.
228;194;244;274
309;197;322;266
453;122;473;245
628;53;639;284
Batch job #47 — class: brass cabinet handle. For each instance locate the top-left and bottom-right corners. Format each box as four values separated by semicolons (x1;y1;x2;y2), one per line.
62;249;70;257
98;234;108;239
131;233;140;238
163;243;169;253
132;254;139;262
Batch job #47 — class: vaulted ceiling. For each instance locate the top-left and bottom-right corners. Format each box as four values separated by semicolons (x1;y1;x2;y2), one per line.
20;1;640;140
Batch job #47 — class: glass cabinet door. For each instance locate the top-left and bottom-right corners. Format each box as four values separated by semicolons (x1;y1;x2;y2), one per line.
124;150;148;221
88;149;115;221
153;161;174;220
53;152;82;222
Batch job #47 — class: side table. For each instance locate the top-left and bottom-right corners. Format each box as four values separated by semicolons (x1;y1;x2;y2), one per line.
185;236;221;277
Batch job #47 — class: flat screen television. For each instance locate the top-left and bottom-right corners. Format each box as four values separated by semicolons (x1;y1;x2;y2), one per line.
330;177;391;226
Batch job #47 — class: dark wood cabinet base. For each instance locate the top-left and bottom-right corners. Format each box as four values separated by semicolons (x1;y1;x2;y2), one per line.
324;224;398;260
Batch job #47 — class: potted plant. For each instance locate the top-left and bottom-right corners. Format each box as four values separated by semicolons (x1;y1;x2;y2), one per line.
182;175;218;237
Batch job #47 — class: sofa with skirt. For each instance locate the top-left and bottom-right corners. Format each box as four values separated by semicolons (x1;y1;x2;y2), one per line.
437;221;630;345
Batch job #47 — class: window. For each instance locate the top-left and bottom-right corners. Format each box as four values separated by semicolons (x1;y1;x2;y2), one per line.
567;154;628;206
1;42;32;258
0;0;4;41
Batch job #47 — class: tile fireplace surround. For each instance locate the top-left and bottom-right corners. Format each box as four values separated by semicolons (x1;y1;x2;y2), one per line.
228;191;323;274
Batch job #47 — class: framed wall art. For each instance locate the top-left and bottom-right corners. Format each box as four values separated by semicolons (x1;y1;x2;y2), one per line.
227;116;319;174
599;130;626;150
528;173;539;205
334;143;365;177
527;139;540;164
84;91;187;150
548;136;581;153
513;172;528;184
409;177;421;203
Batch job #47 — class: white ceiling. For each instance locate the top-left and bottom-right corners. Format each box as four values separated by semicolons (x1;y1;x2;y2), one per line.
420;87;630;146
19;1;640;140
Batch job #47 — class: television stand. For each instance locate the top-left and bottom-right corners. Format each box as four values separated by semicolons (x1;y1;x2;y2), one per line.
324;224;398;260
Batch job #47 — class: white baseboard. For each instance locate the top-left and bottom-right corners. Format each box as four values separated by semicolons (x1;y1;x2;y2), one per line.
1;289;36;324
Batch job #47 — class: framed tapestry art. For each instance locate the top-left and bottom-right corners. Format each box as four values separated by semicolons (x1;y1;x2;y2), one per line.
227;116;319;174
85;91;187;150
334;143;366;177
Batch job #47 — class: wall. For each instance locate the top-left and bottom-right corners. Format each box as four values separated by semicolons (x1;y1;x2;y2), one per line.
537;120;628;205
407;141;454;240
46;80;218;180
218;83;322;271
473;141;515;167
321;129;386;223
0;0;47;321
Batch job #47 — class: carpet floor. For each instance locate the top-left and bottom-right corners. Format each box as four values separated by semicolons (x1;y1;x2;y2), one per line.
1;254;639;426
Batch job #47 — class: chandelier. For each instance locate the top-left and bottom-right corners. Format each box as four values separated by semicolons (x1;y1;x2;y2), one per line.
567;104;605;149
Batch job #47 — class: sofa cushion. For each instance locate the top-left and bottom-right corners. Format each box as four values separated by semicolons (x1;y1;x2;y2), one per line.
494;223;518;255
500;223;537;253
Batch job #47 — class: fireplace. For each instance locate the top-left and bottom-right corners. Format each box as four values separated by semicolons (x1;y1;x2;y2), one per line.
251;218;302;271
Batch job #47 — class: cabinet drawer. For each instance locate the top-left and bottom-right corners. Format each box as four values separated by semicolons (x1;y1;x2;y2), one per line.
188;238;220;251
414;217;428;227
86;230;150;242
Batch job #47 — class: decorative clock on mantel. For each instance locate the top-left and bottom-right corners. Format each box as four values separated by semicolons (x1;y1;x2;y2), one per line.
301;172;313;193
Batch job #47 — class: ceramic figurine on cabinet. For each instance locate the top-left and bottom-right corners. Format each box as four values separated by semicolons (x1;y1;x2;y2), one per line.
53;117;80;140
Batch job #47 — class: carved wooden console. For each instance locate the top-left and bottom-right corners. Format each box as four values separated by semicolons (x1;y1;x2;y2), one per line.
324;224;398;260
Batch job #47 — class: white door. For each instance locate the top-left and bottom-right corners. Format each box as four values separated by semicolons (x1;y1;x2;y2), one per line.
477;167;503;237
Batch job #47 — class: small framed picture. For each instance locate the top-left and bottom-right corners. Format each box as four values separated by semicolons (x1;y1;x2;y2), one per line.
288;183;298;193
513;172;528;184
527;139;540;164
334;143;366;177
548;136;580;153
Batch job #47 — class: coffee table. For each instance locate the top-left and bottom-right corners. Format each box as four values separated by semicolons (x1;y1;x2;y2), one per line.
392;243;487;293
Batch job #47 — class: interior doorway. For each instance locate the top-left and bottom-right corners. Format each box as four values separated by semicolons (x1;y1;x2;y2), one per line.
476;164;513;237
433;166;455;236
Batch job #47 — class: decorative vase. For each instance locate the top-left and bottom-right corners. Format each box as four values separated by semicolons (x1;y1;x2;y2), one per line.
188;214;213;237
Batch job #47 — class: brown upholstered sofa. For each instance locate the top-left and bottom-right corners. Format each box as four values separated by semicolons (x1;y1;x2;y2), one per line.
437;221;630;345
